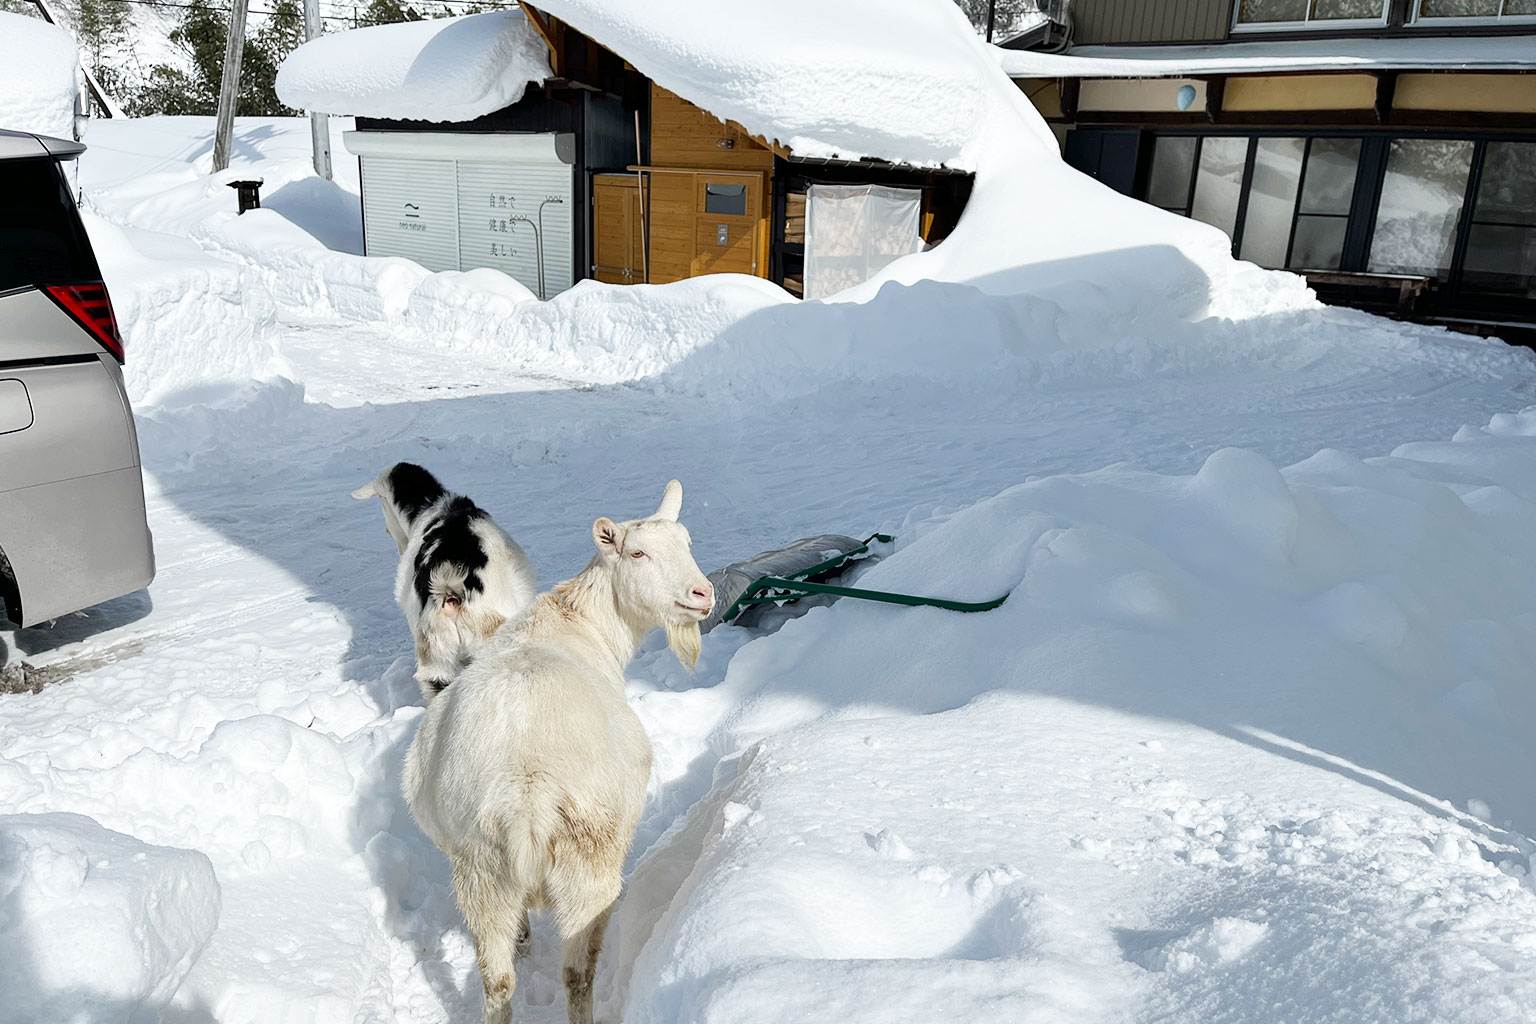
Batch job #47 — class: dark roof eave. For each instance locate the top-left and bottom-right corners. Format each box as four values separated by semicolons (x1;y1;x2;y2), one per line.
999;21;1053;51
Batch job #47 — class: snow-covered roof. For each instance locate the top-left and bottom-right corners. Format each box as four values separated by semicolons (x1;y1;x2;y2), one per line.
275;11;552;123
0;13;80;142
534;0;1005;166
998;34;1536;79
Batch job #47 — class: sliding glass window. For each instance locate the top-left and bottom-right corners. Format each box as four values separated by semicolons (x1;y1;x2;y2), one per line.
1368;139;1475;278
1412;0;1536;23
1238;138;1306;269
1190;137;1249;241
1134;130;1536;317
1141;135;1361;272
1289;138;1362;270
1235;0;1388;30
1461;142;1536;298
1145;136;1197;215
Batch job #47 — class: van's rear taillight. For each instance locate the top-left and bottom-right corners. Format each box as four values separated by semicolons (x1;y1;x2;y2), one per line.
43;282;124;363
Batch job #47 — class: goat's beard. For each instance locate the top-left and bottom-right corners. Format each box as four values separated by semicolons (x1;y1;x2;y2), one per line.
666;621;702;669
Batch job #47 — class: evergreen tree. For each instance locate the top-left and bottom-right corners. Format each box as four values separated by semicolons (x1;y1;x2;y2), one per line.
126;0;309;116
247;0;304;114
952;0;1038;40
357;0;424;26
136;2;226;114
75;0;132;93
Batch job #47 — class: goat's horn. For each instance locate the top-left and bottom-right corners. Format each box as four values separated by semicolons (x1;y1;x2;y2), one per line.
655;479;683;522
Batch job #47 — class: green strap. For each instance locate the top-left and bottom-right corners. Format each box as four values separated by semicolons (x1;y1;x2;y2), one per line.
732;576;1009;615
772;532;895;585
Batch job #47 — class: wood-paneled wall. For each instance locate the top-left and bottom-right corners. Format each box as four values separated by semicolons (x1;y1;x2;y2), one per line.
650;86;776;171
1072;0;1233;44
645;85;774;284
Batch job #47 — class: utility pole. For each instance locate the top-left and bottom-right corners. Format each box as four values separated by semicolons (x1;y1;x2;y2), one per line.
212;0;250;173
303;0;333;179
985;0;997;43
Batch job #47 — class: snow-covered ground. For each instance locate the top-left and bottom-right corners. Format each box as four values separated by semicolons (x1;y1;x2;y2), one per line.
5;59;1536;1024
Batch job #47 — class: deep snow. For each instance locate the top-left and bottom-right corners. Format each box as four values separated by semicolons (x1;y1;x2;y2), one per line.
5;16;1536;1020
276;12;553;124
0;12;80;142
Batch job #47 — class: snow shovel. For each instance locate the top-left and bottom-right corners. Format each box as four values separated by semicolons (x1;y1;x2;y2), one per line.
701;532;1010;633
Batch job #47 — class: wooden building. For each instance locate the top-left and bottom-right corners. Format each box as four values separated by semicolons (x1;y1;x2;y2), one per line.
342;5;971;299
1005;0;1536;335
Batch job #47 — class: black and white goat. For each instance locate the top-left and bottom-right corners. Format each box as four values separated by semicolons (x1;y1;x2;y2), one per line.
352;462;536;698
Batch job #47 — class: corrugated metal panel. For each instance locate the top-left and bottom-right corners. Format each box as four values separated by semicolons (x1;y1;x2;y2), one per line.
1073;0;1113;43
456;161;576;298
360;156;460;273
1072;0;1231;43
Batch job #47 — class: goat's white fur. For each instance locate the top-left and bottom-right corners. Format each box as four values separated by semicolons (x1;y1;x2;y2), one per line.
353;464;536;699
403;479;713;1024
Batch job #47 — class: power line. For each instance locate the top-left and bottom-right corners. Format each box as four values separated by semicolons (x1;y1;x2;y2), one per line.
98;0;527;26
102;0;354;21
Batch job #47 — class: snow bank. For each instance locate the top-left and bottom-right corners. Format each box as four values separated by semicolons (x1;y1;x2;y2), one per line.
0;13;80;142
275;12;552;122
614;424;1536;1023
0;813;219;1023
192;206;796;385
85;214;287;407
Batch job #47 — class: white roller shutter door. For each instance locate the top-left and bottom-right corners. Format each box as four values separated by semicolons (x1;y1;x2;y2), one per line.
346;131;576;297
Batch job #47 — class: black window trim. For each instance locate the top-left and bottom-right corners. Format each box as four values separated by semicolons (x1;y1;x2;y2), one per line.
1136;126;1536;314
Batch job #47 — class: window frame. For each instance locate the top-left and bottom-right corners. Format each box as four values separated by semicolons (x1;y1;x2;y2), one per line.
1135;127;1536;321
1408;0;1536;27
1454;139;1536;298
1142;133;1366;272
1231;0;1392;34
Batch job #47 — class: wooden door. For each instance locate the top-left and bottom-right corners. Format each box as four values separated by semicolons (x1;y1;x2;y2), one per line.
591;173;645;284
691;173;763;278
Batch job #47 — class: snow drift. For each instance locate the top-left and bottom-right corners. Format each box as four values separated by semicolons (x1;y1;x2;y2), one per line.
0;813;220;1024
611;428;1536;1023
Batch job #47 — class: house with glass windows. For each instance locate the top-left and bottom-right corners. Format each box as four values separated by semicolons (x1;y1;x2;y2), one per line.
1001;0;1536;336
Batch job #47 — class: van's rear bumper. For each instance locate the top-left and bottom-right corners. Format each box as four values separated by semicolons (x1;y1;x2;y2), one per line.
0;465;155;626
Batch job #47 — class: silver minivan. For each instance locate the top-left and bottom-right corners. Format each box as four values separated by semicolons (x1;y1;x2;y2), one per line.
0;129;153;627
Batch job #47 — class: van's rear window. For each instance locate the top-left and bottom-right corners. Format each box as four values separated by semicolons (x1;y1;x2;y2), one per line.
0;158;100;293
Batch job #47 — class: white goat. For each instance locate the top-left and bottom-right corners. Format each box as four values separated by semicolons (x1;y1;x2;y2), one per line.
352;462;536;699
403;479;713;1024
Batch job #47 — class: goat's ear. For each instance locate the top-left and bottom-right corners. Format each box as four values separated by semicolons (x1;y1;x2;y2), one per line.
593;517;622;554
351;480;379;500
655;479;683;522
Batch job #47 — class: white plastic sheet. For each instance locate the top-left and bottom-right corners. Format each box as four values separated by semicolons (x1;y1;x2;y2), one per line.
803;184;923;299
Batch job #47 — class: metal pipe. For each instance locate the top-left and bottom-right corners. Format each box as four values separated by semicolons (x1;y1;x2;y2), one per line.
508;215;542;298
537;196;565;299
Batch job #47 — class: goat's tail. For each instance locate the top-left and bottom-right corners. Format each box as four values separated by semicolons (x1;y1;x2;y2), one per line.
427;566;468;621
